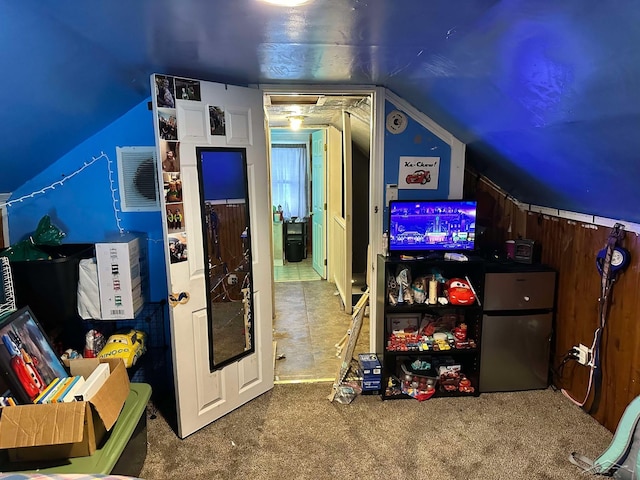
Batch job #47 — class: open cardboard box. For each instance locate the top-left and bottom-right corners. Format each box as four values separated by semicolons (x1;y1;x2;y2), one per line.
0;357;130;462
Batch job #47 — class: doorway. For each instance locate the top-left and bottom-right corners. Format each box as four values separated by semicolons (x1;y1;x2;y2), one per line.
264;90;373;382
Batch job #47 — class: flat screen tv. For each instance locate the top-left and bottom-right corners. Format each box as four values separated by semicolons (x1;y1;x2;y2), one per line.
388;199;477;255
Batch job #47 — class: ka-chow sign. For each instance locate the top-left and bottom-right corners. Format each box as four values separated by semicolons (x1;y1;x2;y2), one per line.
398;156;440;190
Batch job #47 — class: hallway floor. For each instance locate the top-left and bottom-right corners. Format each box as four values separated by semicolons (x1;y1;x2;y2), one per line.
273;257;370;383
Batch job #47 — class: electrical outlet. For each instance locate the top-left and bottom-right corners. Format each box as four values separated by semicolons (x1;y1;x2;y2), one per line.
228;274;238;285
386;184;398;207
573;343;591;366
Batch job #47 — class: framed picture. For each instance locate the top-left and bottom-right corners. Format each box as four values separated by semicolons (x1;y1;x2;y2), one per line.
387;313;420;335
0;306;69;404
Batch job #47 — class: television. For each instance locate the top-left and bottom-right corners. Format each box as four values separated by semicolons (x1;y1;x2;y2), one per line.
388;199;477;255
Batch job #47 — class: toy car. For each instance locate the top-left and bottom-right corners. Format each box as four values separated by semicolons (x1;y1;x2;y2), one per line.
445;278;476;305
98;329;147;368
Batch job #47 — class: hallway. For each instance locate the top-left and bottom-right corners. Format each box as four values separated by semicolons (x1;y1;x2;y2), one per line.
273;259;370;384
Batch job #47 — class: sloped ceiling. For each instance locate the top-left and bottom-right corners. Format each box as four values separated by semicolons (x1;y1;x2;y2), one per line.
2;0;639;223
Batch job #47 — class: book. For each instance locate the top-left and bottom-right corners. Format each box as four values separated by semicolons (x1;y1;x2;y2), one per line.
74;363;110;402
61;376;86;403
49;377;75;403
53;375;81;403
34;377;62;404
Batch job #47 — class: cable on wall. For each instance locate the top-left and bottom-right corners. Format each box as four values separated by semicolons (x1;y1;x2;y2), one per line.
561;223;627;409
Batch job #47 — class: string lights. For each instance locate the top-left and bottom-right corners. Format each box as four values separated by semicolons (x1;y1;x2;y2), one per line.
0;152;125;234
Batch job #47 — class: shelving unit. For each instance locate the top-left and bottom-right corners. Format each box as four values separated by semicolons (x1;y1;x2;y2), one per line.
377;254;484;400
81;301;171;393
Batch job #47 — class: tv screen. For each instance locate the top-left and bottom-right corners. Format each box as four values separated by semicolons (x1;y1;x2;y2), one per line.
388;199;477;254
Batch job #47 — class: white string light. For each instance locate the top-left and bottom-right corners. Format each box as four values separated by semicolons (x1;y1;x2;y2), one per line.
0;152;125;234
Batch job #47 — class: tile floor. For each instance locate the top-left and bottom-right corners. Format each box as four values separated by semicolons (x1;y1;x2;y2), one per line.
273;257;370;383
273;256;322;282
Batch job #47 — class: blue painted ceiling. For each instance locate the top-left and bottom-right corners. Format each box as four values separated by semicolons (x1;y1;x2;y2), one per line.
2;0;639;223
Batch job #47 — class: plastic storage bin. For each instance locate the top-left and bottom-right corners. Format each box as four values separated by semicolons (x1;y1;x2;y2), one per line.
0;383;152;476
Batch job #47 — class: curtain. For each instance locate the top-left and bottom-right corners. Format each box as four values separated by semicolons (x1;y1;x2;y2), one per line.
271;144;308;220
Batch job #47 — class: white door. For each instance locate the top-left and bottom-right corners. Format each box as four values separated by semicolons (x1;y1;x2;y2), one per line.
155;77;273;438
311;130;326;278
335;111;353;314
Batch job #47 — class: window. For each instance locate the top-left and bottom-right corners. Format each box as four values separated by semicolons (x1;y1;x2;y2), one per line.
270;144;308;220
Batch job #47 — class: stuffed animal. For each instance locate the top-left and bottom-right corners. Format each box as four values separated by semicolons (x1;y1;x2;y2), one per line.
445;278;476;305
411;276;427;304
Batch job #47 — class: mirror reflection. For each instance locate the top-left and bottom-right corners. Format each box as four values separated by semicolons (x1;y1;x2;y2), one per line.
197;147;253;370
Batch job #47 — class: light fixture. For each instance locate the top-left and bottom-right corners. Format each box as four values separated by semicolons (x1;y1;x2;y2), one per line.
288;116;304;130
260;0;311;6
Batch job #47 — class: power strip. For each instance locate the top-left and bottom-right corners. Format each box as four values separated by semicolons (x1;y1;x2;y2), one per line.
573;343;592;366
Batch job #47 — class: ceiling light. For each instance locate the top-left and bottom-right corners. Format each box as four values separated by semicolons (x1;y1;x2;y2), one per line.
261;0;311;6
288;116;305;130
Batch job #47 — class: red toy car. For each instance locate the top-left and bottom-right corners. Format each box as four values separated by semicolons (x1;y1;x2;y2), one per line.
405;169;431;185
445;278;476;305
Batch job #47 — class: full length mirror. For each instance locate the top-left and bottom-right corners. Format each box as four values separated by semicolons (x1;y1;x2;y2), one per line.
196;147;254;370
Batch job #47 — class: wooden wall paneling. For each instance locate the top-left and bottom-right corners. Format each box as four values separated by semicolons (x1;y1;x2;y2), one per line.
466;169;640;431
523;211;640;432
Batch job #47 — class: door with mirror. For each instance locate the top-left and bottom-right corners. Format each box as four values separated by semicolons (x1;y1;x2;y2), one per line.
152;76;273;438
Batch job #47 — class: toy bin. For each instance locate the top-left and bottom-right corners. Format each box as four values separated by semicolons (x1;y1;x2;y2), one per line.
0;383;151;477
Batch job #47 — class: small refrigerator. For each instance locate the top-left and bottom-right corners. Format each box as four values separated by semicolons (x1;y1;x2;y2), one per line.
479;265;557;392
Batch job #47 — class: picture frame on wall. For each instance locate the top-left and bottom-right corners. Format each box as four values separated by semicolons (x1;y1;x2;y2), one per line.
0;306;69;404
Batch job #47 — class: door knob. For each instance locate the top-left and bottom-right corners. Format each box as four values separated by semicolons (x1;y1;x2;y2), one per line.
524;296;530;302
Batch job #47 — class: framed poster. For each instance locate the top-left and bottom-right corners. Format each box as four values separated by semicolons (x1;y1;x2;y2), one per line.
0;307;69;404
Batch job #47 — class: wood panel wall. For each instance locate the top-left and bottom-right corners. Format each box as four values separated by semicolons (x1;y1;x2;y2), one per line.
466;171;640;432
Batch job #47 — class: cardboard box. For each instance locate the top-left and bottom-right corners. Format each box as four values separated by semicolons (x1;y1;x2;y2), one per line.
358;353;382;379
358;354;382;392
0;358;130;462
95;232;148;320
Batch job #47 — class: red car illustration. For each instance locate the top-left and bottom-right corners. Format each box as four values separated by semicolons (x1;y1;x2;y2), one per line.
2;333;43;400
405;169;431;185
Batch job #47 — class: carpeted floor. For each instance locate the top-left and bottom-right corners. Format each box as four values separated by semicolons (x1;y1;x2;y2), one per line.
141;382;614;480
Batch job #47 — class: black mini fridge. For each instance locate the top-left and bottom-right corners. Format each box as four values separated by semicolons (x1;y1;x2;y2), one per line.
284;220;307;262
479;265;557;392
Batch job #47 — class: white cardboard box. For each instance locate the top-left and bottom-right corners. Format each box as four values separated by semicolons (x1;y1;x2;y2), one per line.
95;232;148;320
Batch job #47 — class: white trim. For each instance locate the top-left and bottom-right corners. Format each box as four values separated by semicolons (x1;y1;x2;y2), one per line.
478;174;640;235
0;193;10;247
384;89;466;199
529;204;559;217
558;210;594;224
369;86;386;354
259;84;378;96
385;90;459;145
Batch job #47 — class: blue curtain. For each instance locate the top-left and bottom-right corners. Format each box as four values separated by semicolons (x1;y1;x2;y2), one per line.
271;144;308;220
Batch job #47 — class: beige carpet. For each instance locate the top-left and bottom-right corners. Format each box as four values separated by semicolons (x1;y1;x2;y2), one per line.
140;383;614;480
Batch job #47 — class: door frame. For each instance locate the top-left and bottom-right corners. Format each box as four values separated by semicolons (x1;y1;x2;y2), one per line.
261;84;385;354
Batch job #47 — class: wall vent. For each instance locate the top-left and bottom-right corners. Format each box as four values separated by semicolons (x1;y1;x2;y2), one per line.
116;146;160;212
